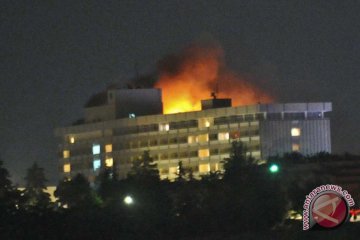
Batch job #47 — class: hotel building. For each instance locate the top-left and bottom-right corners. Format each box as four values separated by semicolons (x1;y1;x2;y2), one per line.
55;87;331;182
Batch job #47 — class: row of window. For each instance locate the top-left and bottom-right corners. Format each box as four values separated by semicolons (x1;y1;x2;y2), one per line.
63;144;263;174
63;130;261;158
64;161;219;176
67;112;316;145
63;157;114;173
160;162;220;175
68;117;261;143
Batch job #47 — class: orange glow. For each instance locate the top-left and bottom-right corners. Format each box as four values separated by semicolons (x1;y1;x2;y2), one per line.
155;43;273;114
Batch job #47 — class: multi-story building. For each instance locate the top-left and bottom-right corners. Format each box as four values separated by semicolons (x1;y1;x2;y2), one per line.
55;87;332;182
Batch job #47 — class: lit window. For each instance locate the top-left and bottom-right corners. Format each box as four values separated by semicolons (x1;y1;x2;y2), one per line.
218;132;229;141
199;118;213;128
199;163;210;173
198;134;209;142
169;166;178;175
69;137;75;144
105;144;112;153
210;163;219;171
63;164;71;173
63;150;70;158
159;123;169;131
292;143;300;152
291;128;301;137
188;135;198;144
129;113;136;118
105;157;113;167
92;144;100;155
198;149;210;158
93;159;101;171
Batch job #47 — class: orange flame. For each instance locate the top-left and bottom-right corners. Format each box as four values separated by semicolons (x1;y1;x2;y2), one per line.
155;44;273;114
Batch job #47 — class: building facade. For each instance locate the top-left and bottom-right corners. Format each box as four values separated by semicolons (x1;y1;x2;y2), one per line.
55;88;332;182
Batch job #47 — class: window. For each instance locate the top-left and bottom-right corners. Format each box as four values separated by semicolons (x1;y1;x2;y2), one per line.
105;157;113;167
188;135;198;144
198;134;209;142
169;166;178;175
210;163;219;172
198;118;213;128
198;149;210;158
63;150;70;159
210;148;219;155
244;114;254;121
93;159;101;171
292;143;300;152
92;144;100;155
230;131;240;139
170;152;178;159
199;163;210;173
291;128;301;137
105;144;112;153
218;132;229;141
160;153;168;160
63;164;71;173
285;112;305;120
159;123;169;131
149;139;157;146
69;137;75;144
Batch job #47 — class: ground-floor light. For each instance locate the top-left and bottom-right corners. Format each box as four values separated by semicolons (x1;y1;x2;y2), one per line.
124;195;134;205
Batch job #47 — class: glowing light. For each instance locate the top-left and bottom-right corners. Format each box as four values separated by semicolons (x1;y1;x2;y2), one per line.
291;128;301;137
105;144;112;153
93;159;101;171
69;137;75;144
63;164;71;173
92;144;100;155
105;157;113;167
198;134;209;142
198;149;210;158
159;123;169;131
292;143;300;151
63;150;70;158
199;163;210;173
269;164;279;173
218;132;229;140
124;195;134;205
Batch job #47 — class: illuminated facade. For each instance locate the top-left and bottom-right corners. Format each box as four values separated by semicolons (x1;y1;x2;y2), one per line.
55;88;332;182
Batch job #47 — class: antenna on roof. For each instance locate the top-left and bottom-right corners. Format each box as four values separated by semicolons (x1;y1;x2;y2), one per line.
211;77;219;99
211;92;217;99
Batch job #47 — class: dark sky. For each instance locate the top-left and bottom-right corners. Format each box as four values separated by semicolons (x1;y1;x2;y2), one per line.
1;1;359;185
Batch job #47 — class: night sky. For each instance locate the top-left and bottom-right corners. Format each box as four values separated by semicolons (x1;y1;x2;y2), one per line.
1;1;359;185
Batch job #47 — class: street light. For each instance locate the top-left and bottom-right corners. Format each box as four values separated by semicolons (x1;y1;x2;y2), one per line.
124;195;134;205
269;163;279;173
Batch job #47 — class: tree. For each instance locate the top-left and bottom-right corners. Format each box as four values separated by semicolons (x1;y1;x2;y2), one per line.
21;162;51;210
121;151;171;235
221;141;287;231
175;161;187;182
127;151;159;183
95;168;119;207
0;159;19;214
55;174;99;209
